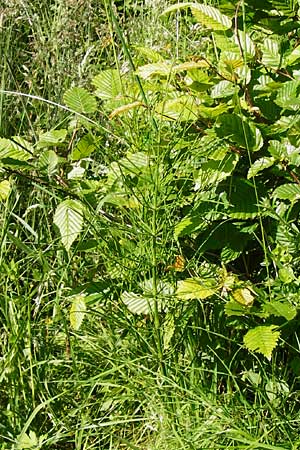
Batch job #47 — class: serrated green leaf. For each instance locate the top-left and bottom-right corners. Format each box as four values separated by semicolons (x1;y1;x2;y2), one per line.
191;4;232;31
248;157;275;178
194;153;239;188
213;32;240;54
38;150;58;176
268;140;284;159
211;80;237;99
0;137;33;161
70;134;96;160
287;45;300;66
273;183;300;201
133;45;164;63
70;294;87;330
261;38;281;69
163;2;231;30
274;80;300;111
0;179;11;200
215;113;263;151
174;214;205;239
54;199;84;251
64;87;97;114
38;129;67;149
234;30;256;58
92;69;123;100
221;246;241;263
176;278;217;300
243;325;280;360
226;178;261;219
264;301;297;321
137;62;173;79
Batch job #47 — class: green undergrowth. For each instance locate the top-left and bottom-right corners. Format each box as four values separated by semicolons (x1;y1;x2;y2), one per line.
1;0;300;448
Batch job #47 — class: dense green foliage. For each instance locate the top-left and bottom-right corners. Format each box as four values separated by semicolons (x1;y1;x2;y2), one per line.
1;0;300;448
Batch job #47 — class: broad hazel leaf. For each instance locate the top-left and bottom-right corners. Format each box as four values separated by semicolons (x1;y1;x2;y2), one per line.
274;80;300;111
215;113;262;151
176;278;217;300
272;183;300;202
37;129;67;149
0;137;33;161
163;3;231;31
70;294;86;330
38;150;58;176
64;87;97;114
247;157;275;178
137;62;173;79
286;45;300;66
70;134;96;161
92;69;122;100
234;30;256;58
54;199;84;251
243;325;280;360
191;4;231;31
263;301;297;321
268;140;283;159
261;38;281;69
225;300;250;317
174;215;205;239
194;153;239;188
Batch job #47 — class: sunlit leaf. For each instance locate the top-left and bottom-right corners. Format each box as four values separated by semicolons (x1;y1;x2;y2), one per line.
231;287;255;306
274;80;300;111
38;150;58;175
243;325;280;360
0;137;33;161
38;129;67;149
273;183;300;201
163;2;231;30
261;38;281;69
63;87;97;114
225;300;250;316
174;215;205;239
92;69;123;99
176;278;217;300
54;199;84;251
247;157;275;178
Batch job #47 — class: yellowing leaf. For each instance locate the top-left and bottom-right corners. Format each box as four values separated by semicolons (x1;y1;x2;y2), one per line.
231;287;255;307
176;278;216;300
109;101;145;119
